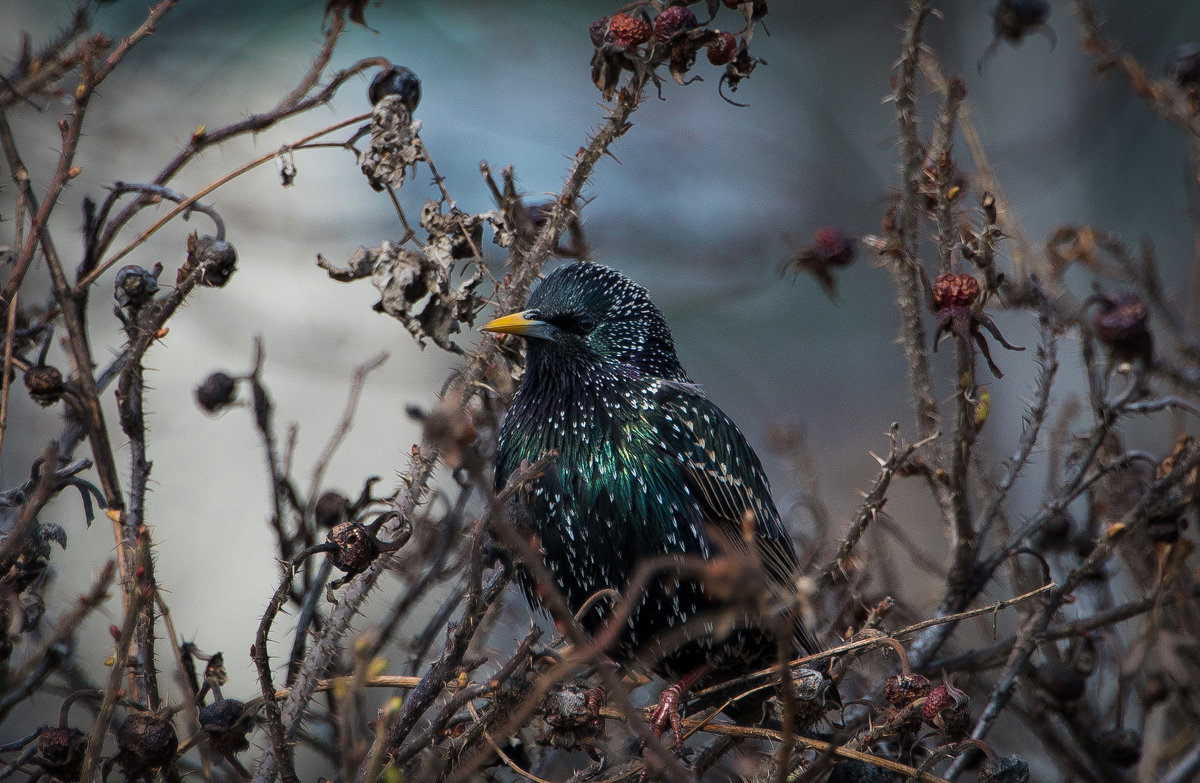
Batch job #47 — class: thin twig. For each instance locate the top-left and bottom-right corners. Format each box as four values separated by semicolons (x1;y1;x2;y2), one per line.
79;548;154;783
944;442;1200;779
303;352;388;535
818;425;936;585
77;114;369;291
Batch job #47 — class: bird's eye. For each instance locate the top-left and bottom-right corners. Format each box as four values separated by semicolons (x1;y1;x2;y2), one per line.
543;312;597;336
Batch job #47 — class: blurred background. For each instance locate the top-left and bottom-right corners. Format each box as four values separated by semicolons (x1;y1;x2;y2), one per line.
4;0;1200;774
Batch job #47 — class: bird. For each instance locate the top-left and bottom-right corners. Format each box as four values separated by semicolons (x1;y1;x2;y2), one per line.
482;261;826;742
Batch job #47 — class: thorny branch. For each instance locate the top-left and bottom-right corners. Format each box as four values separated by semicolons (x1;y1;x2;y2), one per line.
4;3;1200;783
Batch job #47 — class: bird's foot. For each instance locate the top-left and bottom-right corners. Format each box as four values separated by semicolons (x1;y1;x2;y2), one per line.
648;682;687;746
583;684;607;734
647;663;714;747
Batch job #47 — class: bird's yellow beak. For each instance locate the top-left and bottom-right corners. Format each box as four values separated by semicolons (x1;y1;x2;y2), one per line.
481;310;546;337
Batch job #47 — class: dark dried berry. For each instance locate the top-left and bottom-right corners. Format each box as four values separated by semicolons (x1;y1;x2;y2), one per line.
198;699;253;755
926;269;1024;374
25;365;65;406
1097;728;1141;768
368;65;421;112
37;727;86;772
707;31;737;66
1168;44;1200;87
1037;510;1072;544
185;234;237;288
1089;291;1152;364
979;754;1030;783
723;0;769;20
882;673;930;735
115;712;179;776
883;673;931;707
993;0;1050;43
926;268;1025;378
775;668;832;731
783;226;859;298
932;272;981;311
329;520;379;575
1034;660;1086;703
922;681;970;741
608;13;651;47
315;491;350;528
114;265;160;309
813;225;856;267
195;372;237;414
653;5;698;43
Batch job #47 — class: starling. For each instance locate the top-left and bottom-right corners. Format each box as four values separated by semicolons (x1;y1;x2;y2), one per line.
483;262;824;739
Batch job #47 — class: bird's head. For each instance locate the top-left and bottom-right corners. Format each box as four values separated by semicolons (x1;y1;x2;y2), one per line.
482;262;686;380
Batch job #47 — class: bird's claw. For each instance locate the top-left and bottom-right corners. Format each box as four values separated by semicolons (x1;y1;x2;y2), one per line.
648;682;686;747
584;684;607;733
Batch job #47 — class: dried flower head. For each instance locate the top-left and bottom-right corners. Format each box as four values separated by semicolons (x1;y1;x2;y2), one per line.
359;92;425;191
706;31;737;66
37;727;86;775
539;683;606;760
882;672;930;734
653;5;698;43
114;711;179;779
992;0;1051;44
25;365;65;407
608;13;651;48
185;234;238;288
417;386;478;471
979;0;1055;72
884;672;932;708
777;667;834;731
1086;291;1153;366
783;225;857;299
198;698;255;755
114;265;160;309
313;509;404;589
328;520;379;576
926;270;1023;379
922;677;970;741
195;371;238;414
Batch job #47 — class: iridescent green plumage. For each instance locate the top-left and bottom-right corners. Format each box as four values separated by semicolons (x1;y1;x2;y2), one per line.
487;262;819;688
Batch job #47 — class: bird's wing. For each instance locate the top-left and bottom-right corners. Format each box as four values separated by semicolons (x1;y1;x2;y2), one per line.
652;382;823;656
652;381;798;585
